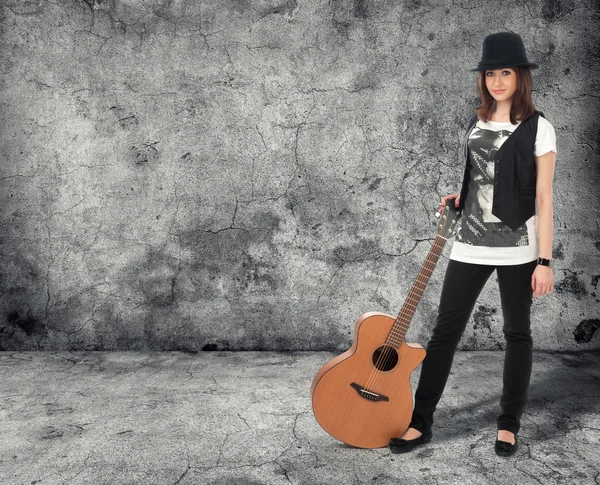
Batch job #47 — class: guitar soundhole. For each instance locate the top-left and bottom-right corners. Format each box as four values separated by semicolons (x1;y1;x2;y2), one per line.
371;345;399;372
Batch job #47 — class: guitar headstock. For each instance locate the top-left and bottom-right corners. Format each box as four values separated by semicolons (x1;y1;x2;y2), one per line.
436;199;462;238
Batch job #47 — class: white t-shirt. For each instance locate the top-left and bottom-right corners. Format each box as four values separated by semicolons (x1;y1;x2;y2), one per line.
449;115;557;266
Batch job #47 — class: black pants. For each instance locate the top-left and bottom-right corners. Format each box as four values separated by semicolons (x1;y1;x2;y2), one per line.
409;258;537;436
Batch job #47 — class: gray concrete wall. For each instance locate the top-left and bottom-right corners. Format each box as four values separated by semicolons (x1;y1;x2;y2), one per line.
0;0;598;351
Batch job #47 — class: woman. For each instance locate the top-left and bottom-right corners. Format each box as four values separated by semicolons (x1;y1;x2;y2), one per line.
389;32;556;457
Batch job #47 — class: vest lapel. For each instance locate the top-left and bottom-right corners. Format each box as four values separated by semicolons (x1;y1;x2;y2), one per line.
494;111;539;161
457;110;541;230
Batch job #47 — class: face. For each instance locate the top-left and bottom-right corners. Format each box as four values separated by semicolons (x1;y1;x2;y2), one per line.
484;67;517;101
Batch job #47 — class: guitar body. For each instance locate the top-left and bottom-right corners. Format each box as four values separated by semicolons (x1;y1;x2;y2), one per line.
311;311;426;449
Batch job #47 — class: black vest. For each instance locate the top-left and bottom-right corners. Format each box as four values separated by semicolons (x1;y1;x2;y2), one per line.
457;110;544;231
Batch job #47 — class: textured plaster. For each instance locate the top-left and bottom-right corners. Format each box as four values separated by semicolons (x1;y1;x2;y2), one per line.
0;1;599;350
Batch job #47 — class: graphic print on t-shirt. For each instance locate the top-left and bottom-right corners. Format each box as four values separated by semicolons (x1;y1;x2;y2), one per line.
454;127;529;247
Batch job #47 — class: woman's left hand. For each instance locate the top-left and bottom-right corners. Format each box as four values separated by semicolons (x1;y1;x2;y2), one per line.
532;265;554;299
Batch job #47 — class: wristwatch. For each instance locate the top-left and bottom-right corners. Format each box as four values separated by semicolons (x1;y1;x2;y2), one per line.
537;257;553;268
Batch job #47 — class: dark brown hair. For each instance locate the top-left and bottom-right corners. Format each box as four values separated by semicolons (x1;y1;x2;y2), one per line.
475;66;536;124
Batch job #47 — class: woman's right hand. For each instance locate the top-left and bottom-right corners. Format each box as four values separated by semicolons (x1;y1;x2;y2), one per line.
438;193;461;214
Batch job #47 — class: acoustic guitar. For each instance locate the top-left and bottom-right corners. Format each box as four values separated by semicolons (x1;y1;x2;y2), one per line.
310;199;461;448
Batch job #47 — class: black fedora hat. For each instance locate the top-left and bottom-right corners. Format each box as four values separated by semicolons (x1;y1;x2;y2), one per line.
470;32;539;72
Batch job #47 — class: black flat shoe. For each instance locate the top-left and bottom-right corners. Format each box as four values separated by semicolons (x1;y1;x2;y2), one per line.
389;430;432;454
495;434;518;457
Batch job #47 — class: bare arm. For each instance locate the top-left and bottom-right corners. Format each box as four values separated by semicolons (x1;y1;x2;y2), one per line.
535;150;556;259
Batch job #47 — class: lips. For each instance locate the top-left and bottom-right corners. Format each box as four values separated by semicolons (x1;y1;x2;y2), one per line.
494;90;505;94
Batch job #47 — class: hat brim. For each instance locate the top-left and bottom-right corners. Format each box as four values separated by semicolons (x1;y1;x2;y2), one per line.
470;62;539;71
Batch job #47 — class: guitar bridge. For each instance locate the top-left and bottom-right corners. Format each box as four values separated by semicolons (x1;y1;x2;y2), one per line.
350;382;389;402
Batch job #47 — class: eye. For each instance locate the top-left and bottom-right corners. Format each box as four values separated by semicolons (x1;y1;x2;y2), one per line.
503;70;511;75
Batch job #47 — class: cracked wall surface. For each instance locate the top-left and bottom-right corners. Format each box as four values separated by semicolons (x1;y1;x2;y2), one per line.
0;0;599;351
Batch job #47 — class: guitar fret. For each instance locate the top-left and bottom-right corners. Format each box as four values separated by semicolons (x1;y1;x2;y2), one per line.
382;225;456;345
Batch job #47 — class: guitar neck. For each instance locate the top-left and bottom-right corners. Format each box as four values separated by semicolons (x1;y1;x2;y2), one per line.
385;234;448;347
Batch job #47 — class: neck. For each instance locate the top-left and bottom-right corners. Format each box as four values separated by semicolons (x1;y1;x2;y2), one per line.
492;99;512;120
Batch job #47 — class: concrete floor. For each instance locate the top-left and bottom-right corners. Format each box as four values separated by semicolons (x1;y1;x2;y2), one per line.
0;350;598;485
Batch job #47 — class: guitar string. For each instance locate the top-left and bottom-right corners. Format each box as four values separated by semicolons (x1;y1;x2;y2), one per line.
363;237;444;393
373;236;446;388
362;291;421;391
363;243;442;392
368;214;454;393
362;235;446;393
362;270;431;393
375;212;454;378
366;211;455;392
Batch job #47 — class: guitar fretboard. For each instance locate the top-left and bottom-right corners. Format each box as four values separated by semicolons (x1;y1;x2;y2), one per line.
385;234;448;347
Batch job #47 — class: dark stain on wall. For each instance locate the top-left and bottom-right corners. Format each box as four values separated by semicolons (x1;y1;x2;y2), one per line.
183;230;242;300
236;252;277;292
257;0;298;18
327;238;379;268
112;245;193;350
364;175;383;191
132;142;159;166
226;0;255;15
555;271;587;298
202;340;231;351
331;0;371;20
110;106;138;130
353;0;369;19
5;309;41;337
473;305;497;331
0;243;48;349
554;240;565;259
301;323;350;352
207;479;263;485
469;305;502;350
134;249;181;308
248;210;281;246
189;211;280;299
402;0;429;13
574;319;600;344
105;203;289;350
542;0;576;22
